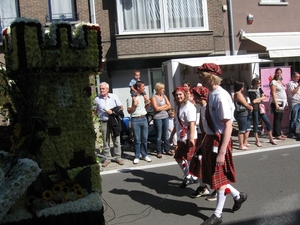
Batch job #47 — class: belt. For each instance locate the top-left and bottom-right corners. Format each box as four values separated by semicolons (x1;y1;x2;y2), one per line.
132;115;146;119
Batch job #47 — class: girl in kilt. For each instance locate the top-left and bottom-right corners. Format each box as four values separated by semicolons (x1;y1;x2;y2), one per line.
189;86;214;198
169;86;198;188
198;63;247;225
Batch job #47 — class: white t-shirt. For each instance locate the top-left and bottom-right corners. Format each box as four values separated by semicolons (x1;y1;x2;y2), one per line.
175;101;197;141
198;103;208;134
205;86;234;135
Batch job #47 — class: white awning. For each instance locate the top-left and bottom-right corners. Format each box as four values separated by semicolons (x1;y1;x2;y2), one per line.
178;54;272;68
241;32;300;58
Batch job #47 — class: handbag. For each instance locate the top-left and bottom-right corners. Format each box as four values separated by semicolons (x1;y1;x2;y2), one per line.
259;104;265;114
234;101;247;112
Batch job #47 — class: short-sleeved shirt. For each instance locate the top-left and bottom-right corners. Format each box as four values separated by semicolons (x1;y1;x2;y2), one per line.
94;93;122;121
287;80;300;102
128;78;140;87
269;80;287;103
205;86;234;135
175;101;197;141
127;95;147;117
248;87;264;111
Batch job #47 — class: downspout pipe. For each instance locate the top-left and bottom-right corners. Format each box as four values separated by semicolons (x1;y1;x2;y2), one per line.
89;0;96;23
227;0;235;55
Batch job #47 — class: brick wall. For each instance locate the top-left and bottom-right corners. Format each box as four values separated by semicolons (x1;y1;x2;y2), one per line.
102;0;226;60
19;0;48;24
17;0;225;61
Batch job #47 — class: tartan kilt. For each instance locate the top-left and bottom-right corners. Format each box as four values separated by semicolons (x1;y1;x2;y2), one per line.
174;139;197;161
189;133;205;178
189;154;202;178
201;135;236;189
195;133;205;150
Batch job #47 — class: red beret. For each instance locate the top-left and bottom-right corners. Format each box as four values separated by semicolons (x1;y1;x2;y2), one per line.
198;63;222;76
192;86;209;100
172;86;189;97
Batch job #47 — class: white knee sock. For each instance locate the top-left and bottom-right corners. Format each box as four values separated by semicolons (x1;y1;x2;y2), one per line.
177;159;189;177
214;190;226;218
227;184;240;200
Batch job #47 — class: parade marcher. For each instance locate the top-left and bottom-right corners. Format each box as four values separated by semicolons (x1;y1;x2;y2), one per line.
169;86;198;188
189;86;215;199
197;63;247;225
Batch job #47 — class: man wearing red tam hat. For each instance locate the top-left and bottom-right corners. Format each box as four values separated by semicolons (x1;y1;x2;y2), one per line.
188;86;216;200
197;63;247;225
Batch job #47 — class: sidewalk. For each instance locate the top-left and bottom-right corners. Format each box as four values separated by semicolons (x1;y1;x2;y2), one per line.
97;131;300;174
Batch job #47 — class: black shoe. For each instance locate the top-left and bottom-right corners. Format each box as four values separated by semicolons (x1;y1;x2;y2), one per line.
180;177;198;188
205;189;217;201
200;214;222;225
232;192;247;212
180;178;189;188
191;186;210;198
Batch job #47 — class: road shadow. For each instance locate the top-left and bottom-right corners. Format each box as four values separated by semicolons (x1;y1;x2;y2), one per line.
109;188;209;220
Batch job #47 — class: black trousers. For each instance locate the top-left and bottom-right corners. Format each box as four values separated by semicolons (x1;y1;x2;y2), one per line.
270;103;283;137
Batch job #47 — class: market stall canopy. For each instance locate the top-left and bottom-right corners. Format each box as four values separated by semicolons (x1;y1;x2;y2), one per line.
178;54;272;68
241;31;300;58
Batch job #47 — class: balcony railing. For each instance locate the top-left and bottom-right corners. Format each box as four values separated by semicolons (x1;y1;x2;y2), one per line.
45;12;80;23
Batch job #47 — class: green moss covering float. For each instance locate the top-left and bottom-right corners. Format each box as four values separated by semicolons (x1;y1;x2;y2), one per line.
0;18;104;225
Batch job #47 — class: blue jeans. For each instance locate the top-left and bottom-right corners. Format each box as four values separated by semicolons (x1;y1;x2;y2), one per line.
289;104;300;134
236;115;251;133
131;117;148;159
154;117;170;154
252;110;272;133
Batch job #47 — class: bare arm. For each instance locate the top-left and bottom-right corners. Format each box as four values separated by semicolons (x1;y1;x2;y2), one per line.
290;84;300;96
150;95;171;112
216;119;232;165
127;99;138;114
235;92;253;111
188;121;196;147
270;84;279;109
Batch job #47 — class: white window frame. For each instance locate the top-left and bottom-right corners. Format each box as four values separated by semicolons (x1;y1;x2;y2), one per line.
116;0;209;35
48;0;77;22
259;0;288;6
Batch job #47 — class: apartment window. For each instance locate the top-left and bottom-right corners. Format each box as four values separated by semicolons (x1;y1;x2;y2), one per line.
0;0;19;29
116;0;208;35
48;0;77;22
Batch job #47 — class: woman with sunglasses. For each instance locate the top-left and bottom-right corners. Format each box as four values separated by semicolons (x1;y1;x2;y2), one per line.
248;78;277;146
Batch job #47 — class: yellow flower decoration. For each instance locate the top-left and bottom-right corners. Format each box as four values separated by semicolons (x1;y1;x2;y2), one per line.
73;184;82;191
52;184;63;193
74;188;83;198
62;186;70;194
42;190;53;200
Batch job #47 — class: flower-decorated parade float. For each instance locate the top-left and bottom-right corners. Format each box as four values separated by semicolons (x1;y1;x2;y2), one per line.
0;18;104;225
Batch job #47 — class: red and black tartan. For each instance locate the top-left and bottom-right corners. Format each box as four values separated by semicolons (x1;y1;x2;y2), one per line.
201;135;236;189
189;133;205;178
174;139;197;161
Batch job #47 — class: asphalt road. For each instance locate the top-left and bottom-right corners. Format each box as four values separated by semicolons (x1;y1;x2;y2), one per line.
101;146;300;225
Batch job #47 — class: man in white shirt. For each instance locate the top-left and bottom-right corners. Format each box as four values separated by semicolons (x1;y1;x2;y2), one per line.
286;72;300;137
127;81;152;164
94;82;124;167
